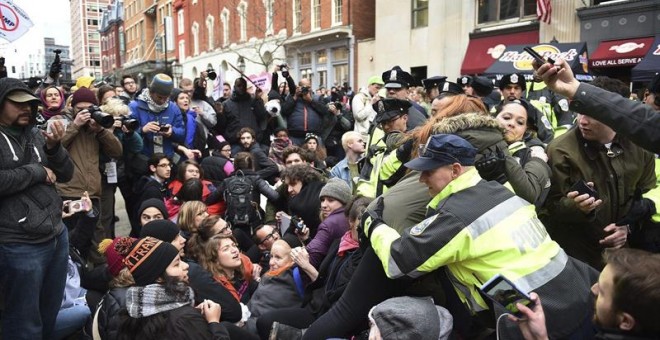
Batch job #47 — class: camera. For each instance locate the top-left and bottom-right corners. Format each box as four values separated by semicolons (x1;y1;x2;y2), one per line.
265;99;281;117
279;63;289;78
118;115;139;131
87;105;114;128
206;67;217;81
158;124;169;132
329;101;343;111
300;86;310;95
63;199;89;214
291;216;305;231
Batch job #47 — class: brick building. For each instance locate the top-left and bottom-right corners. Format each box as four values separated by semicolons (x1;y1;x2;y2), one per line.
99;0;125;83
70;0;111;79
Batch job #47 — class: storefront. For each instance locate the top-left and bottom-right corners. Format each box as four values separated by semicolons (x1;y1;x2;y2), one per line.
460;29;539;75
631;35;660;83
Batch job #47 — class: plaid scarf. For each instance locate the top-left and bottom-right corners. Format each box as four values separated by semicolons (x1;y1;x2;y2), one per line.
126;283;194;318
138;89;170;113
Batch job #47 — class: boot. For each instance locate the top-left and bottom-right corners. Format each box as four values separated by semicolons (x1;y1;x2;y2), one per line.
269;321;306;340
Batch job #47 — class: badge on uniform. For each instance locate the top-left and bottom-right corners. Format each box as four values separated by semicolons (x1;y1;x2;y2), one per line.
389;70;397;82
461;77;468;85
409;215;438;236
510;74;519;83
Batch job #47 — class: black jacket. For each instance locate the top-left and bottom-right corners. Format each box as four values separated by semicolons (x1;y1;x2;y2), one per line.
200;154;232;186
218;169;280;208
160;305;230;340
186;260;242;323
241;143;279;180
97;287;128;340
223;92;268;144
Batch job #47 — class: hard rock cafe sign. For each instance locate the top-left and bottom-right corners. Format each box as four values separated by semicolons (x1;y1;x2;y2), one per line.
498;44;579;71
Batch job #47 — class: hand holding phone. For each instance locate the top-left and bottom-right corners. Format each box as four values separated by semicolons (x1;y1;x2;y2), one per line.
524;47;555;66
569;180;599;200
480;274;534;317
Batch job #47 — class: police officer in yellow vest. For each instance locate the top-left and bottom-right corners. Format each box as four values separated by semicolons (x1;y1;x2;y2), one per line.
362;133;598;339
526;78;575;137
356;98;411;198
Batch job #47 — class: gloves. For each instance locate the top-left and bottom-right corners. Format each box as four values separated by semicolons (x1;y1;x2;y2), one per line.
616;189;656;226
360;197;385;239
475;147;507;183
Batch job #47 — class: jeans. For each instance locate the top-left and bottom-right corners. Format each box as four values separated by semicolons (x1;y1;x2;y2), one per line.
0;228;69;340
52;304;91;340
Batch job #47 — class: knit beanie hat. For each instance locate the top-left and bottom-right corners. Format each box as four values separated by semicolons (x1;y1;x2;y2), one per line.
99;237;137;277
319;178;352;205
149;74;174;96
368;296;453;340
140;219;180;243
137;198;169;220
75;76;95;89
71;87;98;107
123;237;179;286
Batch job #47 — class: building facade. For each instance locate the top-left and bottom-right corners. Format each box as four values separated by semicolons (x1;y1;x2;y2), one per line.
70;0;110;79
100;0;126;84
44;38;73;83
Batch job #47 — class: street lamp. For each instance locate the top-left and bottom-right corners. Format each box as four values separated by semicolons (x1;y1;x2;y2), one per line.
172;61;183;87
237;58;246;73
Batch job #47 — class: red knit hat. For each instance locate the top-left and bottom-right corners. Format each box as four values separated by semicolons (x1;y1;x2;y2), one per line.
71;87;98;107
99;237;137;277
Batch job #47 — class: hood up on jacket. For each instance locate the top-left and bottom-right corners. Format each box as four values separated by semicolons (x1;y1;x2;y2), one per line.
429;113;509;160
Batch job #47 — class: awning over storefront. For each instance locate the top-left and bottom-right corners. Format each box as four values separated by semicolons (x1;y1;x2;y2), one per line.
631;35;660;82
460;30;538;75
589;36;654;68
483;43;592;81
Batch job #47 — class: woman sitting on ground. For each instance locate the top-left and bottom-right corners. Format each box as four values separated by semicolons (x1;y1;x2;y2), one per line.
166;160;224;216
176;200;209;240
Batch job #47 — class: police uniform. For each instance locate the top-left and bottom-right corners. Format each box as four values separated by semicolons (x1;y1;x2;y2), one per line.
422;76;447;99
382;66;428;126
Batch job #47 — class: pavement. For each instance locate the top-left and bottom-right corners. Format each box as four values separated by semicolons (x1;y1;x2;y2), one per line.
114;190;132;237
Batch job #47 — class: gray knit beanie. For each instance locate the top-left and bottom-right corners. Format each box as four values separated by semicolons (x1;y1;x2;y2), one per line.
319;178;352;205
368;296;453;340
149;74;174;96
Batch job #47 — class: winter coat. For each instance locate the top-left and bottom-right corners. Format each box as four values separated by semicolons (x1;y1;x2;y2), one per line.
541;127;656;269
129;99;185;157
97;287;128;340
351;88;377;138
281;95;330;137
247;268;303;318
0;78;74;244
54;111;123;198
166;179;224;215
306;207;349;268
186;260;242;323
157;305;230;340
222;92;267;144
238;143;279;180
218;169;280;210
200;154;234;186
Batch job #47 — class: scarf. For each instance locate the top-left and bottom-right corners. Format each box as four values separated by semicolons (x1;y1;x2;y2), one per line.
269;137;292;165
337;230;359;257
215;275;249;302
39;86;65;119
138;88;169;113
265;263;294;278
125;283;194;318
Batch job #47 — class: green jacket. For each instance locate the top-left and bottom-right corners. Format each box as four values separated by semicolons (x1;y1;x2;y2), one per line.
542;127;657;269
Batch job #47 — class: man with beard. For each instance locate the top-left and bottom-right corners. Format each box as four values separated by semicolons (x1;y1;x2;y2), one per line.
512;248;660;340
236;127;279;181
496;73;554;144
223;78;268;152
0;78;74;339
119;75;139;105
281;77;331;146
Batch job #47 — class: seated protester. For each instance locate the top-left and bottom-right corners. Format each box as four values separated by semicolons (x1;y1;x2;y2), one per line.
276;165;326;241
302;133;327;171
511;248;660;340
169;89;205;159
495;100;552;207
132;153;171;235
95;237;138;340
116;237;231;340
367;296;452;340
298;178;352;268
177;200;209;240
137;198;169;229
140;219;187;258
257;197;372;339
220;152;280;236
200;141;235;186
245;240;304;333
269;128;293;173
166;160;224;216
236;127;279;181
197;234;259;323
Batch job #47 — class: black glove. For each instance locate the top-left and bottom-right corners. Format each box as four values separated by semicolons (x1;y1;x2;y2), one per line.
360;197;385;239
616;189;656;226
475;147;507;183
49;61;61;79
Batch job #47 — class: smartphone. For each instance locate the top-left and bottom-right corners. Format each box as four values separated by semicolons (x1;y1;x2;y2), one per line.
64;200;88;214
291;216;305;232
480;274;534;317
159;124;169;132
46;119;70;134
279;213;292;234
524;46;555;65
570;179;599;200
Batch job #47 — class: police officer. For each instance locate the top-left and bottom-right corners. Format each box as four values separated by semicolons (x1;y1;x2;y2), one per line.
422;76;447;101
382;66;427;128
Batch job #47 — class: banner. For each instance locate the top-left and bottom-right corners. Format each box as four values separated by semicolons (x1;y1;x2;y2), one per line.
0;0;33;42
248;71;272;93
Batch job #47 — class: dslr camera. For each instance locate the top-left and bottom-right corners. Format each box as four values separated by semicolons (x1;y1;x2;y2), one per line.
117;115;139;131
329;101;343;111
300;86;310;96
291;215;305;232
206;67;217;80
279;63;289;78
87;106;114;128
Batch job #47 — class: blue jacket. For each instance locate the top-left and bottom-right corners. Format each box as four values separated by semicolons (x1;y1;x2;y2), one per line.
129;99;185;157
182;109;197;148
329;157;353;191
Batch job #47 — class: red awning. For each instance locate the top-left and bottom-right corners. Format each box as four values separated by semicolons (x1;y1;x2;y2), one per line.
589;37;654;68
460;30;538;75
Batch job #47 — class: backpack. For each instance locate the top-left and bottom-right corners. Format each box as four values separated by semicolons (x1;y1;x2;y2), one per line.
223;171;261;232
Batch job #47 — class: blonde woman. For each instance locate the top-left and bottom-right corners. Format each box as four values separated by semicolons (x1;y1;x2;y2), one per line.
177;200;208;240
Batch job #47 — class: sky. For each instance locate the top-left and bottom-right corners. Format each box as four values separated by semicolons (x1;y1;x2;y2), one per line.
13;0;72;46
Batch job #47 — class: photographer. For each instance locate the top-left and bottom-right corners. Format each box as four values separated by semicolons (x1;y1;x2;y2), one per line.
271;63;296;101
222;77;268;153
281;77;331;146
56;87;123;235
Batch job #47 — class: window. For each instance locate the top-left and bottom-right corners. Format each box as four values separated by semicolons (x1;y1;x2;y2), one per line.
293;0;302;33
332;47;348;61
333;64;348;85
221;8;230;46
206;15;214;50
311;0;321;30
412;0;428;28
332;0;343;25
299;51;311;65
477;0;536;24
264;0;274;35
192;22;199;56
316;50;327;64
177;10;184;34
179;40;185;61
237;1;248;42
87;19;99;26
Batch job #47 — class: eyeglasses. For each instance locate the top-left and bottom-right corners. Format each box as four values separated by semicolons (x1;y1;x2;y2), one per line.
221;148;231;152
157;163;172;168
217;221;232;235
258;231;278;245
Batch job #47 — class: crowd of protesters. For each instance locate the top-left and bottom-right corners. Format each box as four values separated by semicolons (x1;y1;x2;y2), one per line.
0;53;659;340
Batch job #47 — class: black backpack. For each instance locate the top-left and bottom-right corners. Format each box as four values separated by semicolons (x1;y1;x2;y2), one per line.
223;171;261;232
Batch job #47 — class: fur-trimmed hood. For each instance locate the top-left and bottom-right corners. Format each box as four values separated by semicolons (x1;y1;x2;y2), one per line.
430;113;507;154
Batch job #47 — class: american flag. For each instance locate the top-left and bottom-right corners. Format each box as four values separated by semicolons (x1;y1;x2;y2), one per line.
537;0;552;24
